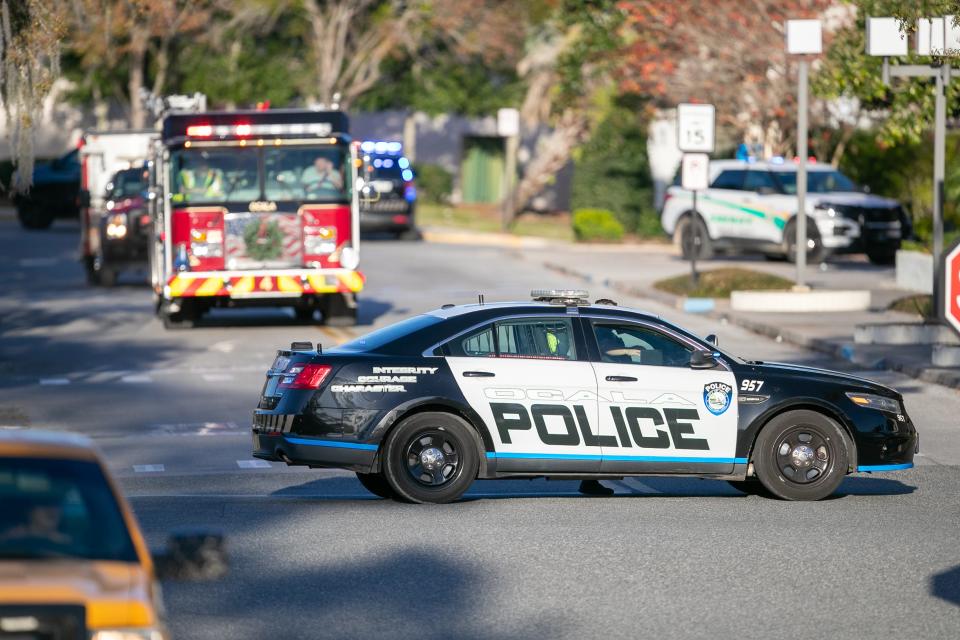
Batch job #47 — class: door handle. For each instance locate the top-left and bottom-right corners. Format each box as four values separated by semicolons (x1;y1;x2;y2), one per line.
463;371;495;378
605;375;637;382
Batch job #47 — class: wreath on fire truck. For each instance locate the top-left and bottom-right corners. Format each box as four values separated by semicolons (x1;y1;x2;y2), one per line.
243;218;283;261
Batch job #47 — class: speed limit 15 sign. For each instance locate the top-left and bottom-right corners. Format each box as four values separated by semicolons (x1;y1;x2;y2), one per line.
677;103;715;153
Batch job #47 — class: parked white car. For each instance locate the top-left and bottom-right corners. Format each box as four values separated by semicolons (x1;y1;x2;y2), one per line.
661;160;910;264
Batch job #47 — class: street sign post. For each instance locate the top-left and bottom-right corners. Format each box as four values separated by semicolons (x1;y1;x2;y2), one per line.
681;153;710;284
787;19;822;290
944;238;960;338
677;104;716;153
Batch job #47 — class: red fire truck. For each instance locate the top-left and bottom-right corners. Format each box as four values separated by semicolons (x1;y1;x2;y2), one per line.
147;109;363;328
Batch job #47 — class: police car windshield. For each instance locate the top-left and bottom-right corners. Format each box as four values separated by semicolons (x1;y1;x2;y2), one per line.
333;314;442;354
774;170;857;194
0;457;139;563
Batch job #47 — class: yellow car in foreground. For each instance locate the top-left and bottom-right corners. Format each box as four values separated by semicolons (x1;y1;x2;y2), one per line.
0;430;226;639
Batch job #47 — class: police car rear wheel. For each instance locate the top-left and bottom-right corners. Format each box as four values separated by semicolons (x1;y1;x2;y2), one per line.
355;472;395;499
753;410;848;501
382;412;479;504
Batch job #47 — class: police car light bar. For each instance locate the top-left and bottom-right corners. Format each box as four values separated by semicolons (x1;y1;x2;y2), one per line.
531;289;590;305
360;140;403;154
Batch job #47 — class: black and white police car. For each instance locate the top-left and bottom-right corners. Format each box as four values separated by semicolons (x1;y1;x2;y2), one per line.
252;290;917;503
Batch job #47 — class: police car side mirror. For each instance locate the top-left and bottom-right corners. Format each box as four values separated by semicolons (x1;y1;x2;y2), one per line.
705;334;718;347
689;351;717;369
153;529;228;581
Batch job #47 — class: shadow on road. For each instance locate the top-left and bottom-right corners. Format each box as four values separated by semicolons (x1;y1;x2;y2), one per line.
930;565;960;607
153;538;560;639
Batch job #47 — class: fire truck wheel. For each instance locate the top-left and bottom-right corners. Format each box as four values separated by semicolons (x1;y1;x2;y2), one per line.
162;312;195;330
84;259;101;286
294;307;316;323
322;294;357;327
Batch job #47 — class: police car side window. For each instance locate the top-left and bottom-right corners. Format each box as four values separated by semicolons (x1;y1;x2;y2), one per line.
710;170;746;190
593;323;691;367
743;170;778;192
497;319;576;361
446;325;496;357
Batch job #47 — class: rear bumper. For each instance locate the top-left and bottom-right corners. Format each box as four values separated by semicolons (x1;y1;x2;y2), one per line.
165;270;364;298
252;430;377;472
360;210;414;233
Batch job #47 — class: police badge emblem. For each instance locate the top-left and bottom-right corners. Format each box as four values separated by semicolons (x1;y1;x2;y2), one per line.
703;382;733;416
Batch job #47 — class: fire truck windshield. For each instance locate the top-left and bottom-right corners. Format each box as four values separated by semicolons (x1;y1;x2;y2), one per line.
171;145;350;204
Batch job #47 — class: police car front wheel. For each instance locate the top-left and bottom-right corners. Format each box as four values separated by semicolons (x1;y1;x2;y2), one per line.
752;410;849;501
382;412;480;504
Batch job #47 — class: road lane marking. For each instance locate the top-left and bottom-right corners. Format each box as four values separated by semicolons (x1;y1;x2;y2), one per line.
133;464;165;473
121;374;152;384
39;378;70;385
236;459;272;469
202;373;235;382
147;421;243;437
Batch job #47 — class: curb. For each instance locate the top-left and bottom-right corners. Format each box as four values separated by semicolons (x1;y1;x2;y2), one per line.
422;226;676;253
541;261;960;391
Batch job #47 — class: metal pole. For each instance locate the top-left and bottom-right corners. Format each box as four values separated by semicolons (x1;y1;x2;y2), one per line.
933;66;947;321
796;59;808;288
691;189;699;285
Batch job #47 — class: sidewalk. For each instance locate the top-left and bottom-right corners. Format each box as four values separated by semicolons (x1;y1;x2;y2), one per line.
529;246;960;390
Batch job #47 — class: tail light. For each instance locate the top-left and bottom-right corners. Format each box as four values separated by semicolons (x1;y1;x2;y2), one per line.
279;363;331;390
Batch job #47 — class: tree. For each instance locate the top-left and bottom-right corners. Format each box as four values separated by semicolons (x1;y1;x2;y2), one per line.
299;0;426;107
814;1;960;150
0;0;66;191
618;0;835;157
506;0;625;221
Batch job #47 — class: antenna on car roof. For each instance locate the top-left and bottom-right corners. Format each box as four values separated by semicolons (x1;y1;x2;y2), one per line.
478;294;485;305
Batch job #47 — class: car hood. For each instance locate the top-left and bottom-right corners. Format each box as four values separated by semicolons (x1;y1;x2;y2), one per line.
807;192;900;208
750;361;900;397
0;560;155;628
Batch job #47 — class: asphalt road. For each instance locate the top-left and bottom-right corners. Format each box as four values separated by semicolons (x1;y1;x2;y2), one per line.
1;217;958;638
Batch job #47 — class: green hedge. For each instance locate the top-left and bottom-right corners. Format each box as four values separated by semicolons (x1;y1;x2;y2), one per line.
412;162;453;204
572;208;624;242
571;97;662;238
839;130;960;246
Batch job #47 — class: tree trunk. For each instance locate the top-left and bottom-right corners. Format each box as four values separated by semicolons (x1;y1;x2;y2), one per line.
507;109;590;220
128;28;148;129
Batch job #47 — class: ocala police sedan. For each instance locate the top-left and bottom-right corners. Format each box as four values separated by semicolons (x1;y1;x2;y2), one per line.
252;290;918;503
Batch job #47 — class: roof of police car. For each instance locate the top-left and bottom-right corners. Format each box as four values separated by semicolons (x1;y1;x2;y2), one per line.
425;300;657;321
709;159;835;172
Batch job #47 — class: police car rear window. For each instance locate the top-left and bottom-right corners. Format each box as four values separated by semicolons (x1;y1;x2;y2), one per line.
333;315;442;354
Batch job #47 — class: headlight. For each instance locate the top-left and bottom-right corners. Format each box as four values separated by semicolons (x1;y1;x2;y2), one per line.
813;204;837;218
845;392;902;413
105;213;128;239
90;629;164;640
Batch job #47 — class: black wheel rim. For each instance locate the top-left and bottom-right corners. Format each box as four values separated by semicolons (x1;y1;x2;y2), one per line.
404;429;461;487
774;426;832;485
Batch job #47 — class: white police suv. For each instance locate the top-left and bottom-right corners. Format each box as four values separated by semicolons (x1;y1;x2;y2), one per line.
661;160;910;265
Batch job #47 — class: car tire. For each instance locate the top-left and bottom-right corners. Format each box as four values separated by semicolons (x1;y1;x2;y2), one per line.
355;472;396;499
98;266;117;287
322;293;358;327
752;409;849;501
726;479;774;497
16;205;54;230
676;214;714;260
784;218;825;264
381;412;479;504
867;249;897;266
397;228;422;241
